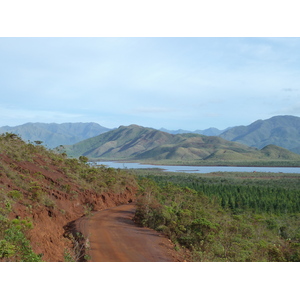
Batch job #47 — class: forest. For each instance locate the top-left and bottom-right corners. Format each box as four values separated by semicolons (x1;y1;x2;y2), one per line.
133;169;300;261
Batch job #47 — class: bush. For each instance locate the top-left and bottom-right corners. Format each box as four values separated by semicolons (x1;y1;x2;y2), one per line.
1;218;42;262
7;190;23;200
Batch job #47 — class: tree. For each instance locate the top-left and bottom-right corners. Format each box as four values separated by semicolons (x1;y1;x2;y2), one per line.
79;156;89;164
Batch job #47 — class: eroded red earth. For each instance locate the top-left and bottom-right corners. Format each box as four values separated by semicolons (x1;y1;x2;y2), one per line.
1;152;183;262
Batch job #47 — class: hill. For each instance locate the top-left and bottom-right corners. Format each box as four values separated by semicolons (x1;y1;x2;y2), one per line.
64;125;300;166
65;124;180;159
0;122;112;148
219;115;300;154
0;133;137;261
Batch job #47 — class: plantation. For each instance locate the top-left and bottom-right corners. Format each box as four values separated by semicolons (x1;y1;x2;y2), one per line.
133;170;300;261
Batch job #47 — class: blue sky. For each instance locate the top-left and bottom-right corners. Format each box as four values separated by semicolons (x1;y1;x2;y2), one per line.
1;37;300;130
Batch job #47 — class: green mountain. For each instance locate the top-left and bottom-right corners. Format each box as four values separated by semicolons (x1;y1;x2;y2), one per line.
64;124;300;165
0;122;111;148
219;115;300;154
65;124;180;159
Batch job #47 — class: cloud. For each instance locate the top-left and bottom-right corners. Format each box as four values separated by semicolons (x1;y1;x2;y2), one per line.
1;37;300;131
282;88;299;92
131;107;177;114
0;106;85;126
272;104;300;115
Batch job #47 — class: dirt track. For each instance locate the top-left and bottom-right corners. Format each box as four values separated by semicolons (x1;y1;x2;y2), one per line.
76;204;179;262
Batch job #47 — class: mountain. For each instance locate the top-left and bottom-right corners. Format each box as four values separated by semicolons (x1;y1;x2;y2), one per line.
65;124;180;159
160;127;228;136
2;114;300;156
0;122;112;148
64;124;300;165
219;115;300;154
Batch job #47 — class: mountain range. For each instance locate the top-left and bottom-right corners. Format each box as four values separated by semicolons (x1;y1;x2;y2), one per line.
1;115;300;158
0;122;228;148
219;115;300;154
159;127;229;136
63;124;300;165
0;122;111;148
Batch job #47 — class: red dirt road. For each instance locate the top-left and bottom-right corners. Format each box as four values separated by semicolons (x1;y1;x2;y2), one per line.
76;204;178;262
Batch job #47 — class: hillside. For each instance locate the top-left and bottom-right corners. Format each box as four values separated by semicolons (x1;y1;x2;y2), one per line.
0;122;112;148
0;133;137;261
65;125;183;159
220;115;300;154
64;124;300;166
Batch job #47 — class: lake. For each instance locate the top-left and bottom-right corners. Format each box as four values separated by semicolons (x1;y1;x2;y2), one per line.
94;161;300;174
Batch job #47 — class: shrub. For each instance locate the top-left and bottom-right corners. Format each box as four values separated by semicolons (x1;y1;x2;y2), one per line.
1;218;42;262
7;190;23;200
0;240;16;259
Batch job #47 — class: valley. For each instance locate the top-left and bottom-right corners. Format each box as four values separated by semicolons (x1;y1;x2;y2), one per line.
1;115;300;262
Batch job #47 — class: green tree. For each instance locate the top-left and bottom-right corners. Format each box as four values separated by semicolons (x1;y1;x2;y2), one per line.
79;156;89;164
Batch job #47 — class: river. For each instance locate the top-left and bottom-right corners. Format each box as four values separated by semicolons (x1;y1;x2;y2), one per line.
94;161;300;174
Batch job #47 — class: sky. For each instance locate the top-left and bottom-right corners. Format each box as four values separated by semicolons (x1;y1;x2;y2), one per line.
1;37;300;131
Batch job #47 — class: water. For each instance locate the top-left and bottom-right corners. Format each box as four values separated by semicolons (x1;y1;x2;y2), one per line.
94;161;300;174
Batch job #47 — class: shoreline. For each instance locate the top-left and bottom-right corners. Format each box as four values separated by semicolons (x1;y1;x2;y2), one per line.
90;159;300;168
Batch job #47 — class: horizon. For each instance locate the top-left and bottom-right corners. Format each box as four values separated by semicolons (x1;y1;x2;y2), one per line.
1;38;300;131
0;114;297;132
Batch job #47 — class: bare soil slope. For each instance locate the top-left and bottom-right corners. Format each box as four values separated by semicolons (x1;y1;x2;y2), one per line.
0;136;137;261
1;135;183;262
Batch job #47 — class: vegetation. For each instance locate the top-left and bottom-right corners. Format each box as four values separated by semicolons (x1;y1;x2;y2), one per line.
133;170;300;261
0;132;137;261
220;115;300;154
0;172;42;261
0;218;42;262
64;124;300;166
0;122;111;148
1;131;300;262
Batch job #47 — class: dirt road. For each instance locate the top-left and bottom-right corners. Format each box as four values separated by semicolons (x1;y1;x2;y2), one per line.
76;204;178;262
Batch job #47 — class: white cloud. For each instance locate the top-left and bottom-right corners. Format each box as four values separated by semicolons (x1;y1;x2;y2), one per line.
273;104;300;116
282;88;299;92
0;106;85;126
1;37;300;130
132;107;176;114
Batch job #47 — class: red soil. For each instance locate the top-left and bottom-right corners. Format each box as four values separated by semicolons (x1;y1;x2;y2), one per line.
1;153;136;261
1;152;183;262
76;203;181;262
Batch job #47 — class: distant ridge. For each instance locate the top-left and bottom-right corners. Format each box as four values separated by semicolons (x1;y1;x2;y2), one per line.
1;115;300;155
64;124;300;165
219;115;300;154
0;122;112;148
159;127;229;136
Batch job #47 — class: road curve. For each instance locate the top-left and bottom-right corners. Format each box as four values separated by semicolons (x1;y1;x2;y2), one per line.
76;204;177;262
